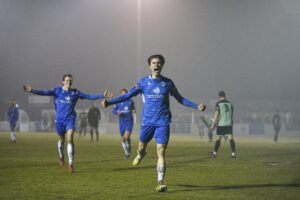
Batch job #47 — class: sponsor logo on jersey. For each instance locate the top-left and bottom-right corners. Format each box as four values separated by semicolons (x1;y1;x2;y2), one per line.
59;95;72;104
147;87;164;99
121;105;130;113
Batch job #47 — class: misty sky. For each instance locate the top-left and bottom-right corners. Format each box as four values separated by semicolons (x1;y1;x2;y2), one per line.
1;0;300;118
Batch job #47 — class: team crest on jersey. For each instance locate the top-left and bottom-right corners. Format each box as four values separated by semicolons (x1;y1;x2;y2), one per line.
153;87;160;94
161;82;166;87
124;106;128;111
65;96;71;101
147;82;151;86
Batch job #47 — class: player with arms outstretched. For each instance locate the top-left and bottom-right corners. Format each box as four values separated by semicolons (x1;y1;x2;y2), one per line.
102;55;206;192
23;74;113;173
112;88;136;159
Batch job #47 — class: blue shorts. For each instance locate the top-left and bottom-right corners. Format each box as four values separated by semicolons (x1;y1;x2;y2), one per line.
55;118;76;136
9;120;17;130
139;125;170;145
119;121;133;136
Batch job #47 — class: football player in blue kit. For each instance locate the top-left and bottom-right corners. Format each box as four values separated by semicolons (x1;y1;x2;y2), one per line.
102;55;206;192
23;74;113;173
112;88;136;159
7;100;19;143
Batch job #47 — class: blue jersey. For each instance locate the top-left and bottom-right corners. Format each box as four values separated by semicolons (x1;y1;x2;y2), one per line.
7;106;19;123
112;100;135;123
31;87;105;122
108;75;198;126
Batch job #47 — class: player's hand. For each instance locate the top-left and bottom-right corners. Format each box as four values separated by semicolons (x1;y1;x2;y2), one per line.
23;84;32;93
104;89;114;98
101;100;109;108
198;103;206;112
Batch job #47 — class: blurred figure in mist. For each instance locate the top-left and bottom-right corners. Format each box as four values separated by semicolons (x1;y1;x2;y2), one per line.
88;102;101;141
78;111;88;137
197;123;205;138
7;100;19;143
272;110;281;143
207;129;213;142
198;116;213;142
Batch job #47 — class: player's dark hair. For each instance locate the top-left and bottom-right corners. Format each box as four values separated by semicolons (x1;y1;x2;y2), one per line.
218;90;226;97
120;88;128;93
147;54;165;65
62;74;73;81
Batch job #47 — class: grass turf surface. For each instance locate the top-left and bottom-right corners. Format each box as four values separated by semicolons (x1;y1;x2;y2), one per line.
0;132;299;200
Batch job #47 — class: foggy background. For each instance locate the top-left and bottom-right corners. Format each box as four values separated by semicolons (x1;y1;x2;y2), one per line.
1;0;300;122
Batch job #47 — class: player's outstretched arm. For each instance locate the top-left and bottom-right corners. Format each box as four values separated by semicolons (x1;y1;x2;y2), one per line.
103;86;140;108
23;85;54;96
79;89;113;100
23;84;32;93
171;86;205;111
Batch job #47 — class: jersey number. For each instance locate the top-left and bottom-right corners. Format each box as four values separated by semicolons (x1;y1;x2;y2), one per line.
224;104;229;112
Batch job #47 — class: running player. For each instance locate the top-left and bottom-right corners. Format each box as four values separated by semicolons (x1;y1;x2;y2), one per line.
112;88;136;159
209;91;236;158
101;54;206;192
7;100;19;143
23;74;113;173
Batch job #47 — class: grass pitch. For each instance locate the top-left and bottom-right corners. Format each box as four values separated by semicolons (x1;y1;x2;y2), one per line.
0;132;299;200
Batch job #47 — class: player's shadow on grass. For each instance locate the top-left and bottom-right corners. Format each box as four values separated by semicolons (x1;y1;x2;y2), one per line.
113;158;208;171
242;152;298;159
113;156;210;172
167;156;211;167
127;182;300;198
171;182;300;193
78;158;121;164
0;161;59;170
113;164;157;171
